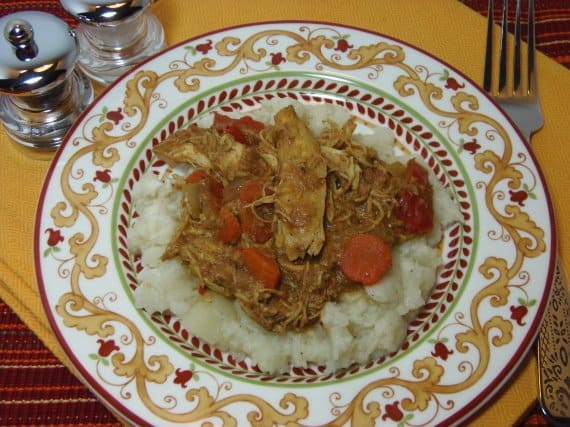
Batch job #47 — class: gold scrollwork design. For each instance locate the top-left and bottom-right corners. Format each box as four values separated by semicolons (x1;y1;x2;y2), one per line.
50;26;546;424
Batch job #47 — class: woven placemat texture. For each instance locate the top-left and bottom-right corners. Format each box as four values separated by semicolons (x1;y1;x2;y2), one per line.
0;300;120;426
460;0;570;68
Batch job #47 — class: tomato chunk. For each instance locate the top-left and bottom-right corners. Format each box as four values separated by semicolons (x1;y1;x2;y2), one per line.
186;170;209;184
213;113;265;146
395;159;433;234
186;170;224;208
239;206;272;243
239;178;269;203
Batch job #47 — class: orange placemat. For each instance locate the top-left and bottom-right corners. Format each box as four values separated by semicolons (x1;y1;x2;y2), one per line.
1;0;569;425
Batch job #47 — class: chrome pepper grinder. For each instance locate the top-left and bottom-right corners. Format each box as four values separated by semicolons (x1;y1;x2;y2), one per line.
59;0;166;86
0;11;93;152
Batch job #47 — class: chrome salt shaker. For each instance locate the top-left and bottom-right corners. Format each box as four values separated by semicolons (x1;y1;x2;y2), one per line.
0;11;93;152
59;0;166;86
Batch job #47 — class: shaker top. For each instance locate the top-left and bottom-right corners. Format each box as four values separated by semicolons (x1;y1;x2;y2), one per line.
59;0;151;24
0;11;78;95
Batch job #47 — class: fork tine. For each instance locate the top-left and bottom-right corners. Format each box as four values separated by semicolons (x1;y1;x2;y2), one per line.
482;0;543;140
528;0;537;95
483;0;494;92
498;0;509;93
513;0;522;93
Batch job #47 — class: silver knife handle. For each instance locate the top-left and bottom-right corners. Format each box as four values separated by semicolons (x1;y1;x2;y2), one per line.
538;257;570;424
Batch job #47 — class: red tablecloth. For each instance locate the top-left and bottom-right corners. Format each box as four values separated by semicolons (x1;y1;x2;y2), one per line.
0;1;568;426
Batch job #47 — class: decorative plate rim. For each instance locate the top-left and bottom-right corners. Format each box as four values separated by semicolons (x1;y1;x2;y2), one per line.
33;20;556;427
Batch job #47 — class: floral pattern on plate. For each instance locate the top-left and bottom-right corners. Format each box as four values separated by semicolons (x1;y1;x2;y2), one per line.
35;22;554;426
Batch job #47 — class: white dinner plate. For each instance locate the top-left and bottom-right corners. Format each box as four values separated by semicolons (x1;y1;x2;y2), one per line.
35;21;555;426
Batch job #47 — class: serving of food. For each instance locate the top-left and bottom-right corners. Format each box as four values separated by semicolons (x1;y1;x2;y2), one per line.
130;100;461;373
34;22;554;426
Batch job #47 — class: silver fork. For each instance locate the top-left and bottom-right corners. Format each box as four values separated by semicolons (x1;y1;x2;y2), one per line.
483;0;570;424
483;0;543;138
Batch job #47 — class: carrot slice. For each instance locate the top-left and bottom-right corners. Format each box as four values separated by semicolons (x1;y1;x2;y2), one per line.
340;234;392;285
241;247;281;289
218;211;241;244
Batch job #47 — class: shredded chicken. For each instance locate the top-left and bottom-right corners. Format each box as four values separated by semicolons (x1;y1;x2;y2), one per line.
273;106;327;261
153;125;271;184
153;106;434;333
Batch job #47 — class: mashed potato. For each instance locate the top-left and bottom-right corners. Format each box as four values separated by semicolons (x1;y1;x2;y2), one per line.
129;100;461;374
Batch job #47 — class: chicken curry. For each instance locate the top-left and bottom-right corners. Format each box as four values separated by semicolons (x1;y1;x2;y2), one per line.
153;105;434;333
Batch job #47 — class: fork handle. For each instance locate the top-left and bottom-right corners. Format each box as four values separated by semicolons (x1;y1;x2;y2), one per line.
537;257;570;424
